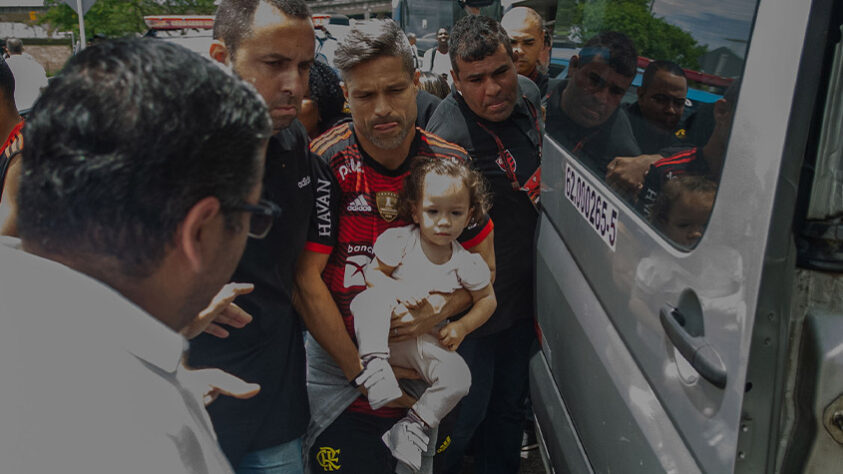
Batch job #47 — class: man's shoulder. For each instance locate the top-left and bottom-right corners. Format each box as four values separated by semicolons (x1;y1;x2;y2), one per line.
426;94;466;136
417;128;470;161
310;122;355;161
517;75;541;110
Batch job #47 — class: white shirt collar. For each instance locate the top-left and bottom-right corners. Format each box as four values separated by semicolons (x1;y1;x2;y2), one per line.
0;239;187;373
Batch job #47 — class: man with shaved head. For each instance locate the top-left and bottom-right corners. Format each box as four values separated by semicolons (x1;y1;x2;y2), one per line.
501;7;549;96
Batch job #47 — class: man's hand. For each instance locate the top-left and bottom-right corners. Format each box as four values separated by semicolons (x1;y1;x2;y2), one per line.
397;287;432;309
181;282;254;340
605;155;660;201
180;364;261;406
384;365;421;409
389;297;436;342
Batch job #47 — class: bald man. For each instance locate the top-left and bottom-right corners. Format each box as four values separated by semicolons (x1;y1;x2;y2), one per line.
501;7;548;96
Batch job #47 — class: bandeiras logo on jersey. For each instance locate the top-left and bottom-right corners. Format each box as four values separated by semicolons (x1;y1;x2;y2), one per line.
343;244;373;288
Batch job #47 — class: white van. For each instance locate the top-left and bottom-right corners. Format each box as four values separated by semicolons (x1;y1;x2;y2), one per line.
532;0;843;472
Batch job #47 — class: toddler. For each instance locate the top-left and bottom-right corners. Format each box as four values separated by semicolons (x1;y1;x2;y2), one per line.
349;157;496;471
651;175;717;247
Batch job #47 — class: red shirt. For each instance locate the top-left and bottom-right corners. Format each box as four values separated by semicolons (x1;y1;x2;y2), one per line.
306;123;492;417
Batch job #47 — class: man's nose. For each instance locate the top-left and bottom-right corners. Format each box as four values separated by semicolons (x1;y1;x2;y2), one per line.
282;68;308;98
666;101;680;115
373;94;390;116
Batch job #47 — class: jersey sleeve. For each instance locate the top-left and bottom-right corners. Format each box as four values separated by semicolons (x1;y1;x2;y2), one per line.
457;215;493;250
304;152;340;254
372;225;413;267
636;162;661;219
456;251;492;291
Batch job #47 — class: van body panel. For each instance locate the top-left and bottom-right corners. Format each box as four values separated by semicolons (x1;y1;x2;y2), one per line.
535;211;701;473
529;352;593;474
533;0;826;471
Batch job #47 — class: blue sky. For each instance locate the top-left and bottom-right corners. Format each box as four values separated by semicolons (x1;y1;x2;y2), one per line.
651;0;757;58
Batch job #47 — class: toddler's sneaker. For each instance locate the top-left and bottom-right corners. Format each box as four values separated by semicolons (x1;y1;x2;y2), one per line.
355;354;402;410
382;412;431;472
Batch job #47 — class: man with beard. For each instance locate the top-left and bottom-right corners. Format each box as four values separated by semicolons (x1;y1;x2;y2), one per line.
295;19;494;474
426;15;542;474
187;1;330;472
0;37;270;473
545;31;641;176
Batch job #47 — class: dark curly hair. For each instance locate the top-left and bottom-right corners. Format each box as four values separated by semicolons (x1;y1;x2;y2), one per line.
309;60;348;133
650;175;717;227
399;156;491;227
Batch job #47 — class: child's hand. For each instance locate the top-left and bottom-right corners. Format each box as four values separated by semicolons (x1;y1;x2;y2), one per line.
439;320;467;351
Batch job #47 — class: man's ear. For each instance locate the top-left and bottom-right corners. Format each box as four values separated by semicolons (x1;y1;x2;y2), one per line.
450;69;461;93
341;81;348;101
178;196;223;273
209;40;230;66
413;69;421;87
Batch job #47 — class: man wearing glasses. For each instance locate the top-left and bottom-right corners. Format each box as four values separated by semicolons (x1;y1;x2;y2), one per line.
605;60;689;199
187;1;331;473
545;31;641;176
0;37;270;473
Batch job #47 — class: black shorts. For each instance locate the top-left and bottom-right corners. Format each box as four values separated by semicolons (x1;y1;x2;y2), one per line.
310;410;400;473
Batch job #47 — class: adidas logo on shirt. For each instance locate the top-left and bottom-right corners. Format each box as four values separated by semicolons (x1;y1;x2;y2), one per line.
347;195;372;212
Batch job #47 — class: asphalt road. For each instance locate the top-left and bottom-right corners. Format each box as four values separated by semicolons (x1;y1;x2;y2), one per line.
459;448;547;473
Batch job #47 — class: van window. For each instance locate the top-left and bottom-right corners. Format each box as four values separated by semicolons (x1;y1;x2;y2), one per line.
546;0;755;249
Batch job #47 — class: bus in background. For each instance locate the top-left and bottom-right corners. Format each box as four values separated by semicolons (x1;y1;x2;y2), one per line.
392;0;501;55
143;15;214;58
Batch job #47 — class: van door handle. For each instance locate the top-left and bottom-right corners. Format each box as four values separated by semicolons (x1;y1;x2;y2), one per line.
659;305;728;389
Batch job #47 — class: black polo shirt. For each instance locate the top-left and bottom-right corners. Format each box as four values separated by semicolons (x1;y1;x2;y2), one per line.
545;79;641;176
188;120;330;465
416;89;442;129
426;76;542;337
528;68;549;100
625;102;683;154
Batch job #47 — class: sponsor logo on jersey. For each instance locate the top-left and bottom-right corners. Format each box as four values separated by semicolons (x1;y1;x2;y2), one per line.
495;148;517;174
298;176;311;188
376;191;399;222
344;254;371;288
316;446;341;471
347;194;372;212
338;158;362;181
315;178;332;237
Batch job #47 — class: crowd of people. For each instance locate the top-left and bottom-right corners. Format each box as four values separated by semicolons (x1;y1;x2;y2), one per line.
0;0;733;473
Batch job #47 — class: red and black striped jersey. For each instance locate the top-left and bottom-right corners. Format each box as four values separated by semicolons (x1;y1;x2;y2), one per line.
0;121;24;200
304;122;493;417
637;146;712;218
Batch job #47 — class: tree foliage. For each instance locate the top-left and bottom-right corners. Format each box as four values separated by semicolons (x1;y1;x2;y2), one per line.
40;0;218;40
577;0;708;69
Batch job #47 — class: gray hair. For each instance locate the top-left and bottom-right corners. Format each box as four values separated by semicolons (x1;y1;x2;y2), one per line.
334;19;415;79
6;38;22;54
